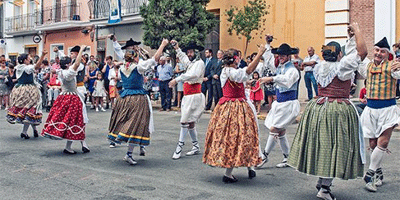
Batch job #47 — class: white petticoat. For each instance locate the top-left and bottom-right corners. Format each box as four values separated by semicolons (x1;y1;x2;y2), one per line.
360;105;400;138
265;100;300;129
180;93;205;123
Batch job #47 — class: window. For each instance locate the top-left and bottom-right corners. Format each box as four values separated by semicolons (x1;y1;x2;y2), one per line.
50;44;64;60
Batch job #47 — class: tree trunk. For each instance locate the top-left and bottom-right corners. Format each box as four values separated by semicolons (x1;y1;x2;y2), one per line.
244;39;249;58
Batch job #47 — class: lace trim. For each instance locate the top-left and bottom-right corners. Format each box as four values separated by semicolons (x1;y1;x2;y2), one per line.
314;62;339;88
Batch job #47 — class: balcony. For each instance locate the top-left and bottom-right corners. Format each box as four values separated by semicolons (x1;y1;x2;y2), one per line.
89;0;148;25
5;12;42;35
36;3;91;31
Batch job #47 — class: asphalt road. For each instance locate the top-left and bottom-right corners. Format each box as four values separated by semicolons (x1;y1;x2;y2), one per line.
0;108;399;200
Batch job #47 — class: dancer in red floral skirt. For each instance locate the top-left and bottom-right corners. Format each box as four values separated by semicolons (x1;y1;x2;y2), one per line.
42;45;89;154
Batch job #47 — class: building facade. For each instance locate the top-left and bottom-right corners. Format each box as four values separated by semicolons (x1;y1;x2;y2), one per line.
3;0;43;64
37;0;94;60
89;0;148;62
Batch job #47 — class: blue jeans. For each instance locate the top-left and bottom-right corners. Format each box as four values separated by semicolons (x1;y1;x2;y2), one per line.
159;79;172;110
304;71;318;100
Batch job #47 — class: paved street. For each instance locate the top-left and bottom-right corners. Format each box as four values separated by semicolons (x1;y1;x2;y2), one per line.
0;108;399;200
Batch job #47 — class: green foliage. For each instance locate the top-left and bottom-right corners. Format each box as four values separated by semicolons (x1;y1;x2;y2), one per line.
225;0;269;55
140;0;217;50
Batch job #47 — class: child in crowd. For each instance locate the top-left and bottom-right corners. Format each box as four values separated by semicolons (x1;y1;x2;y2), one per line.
250;71;263;114
93;72;107;112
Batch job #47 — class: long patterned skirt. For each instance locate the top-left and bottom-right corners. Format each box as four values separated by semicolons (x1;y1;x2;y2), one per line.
42;94;85;141
288;99;364;180
203;100;261;168
108;95;151;145
7;84;42;125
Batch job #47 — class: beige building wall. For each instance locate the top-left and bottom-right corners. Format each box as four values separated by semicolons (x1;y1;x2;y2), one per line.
207;0;325;59
207;0;326;100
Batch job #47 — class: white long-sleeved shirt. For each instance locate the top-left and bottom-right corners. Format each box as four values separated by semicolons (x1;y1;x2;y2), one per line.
261;44;276;76
175;49;205;84
273;61;300;89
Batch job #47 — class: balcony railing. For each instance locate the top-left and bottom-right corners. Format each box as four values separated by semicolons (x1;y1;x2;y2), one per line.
5;12;42;33
42;3;82;25
89;0;148;20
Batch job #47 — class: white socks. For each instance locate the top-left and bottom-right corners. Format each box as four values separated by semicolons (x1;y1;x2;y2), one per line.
225;168;234;177
369;146;386;171
188;128;198;143
65;140;73;150
264;133;277;154
278;135;290;157
22;123;30;134
264;133;290;159
127;143;135;153
31;124;37;131
81;140;89;149
179;124;189;142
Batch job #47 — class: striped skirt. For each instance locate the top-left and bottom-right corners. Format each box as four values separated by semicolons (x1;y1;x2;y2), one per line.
288;99;364;180
203;100;261;168
108;95;151;145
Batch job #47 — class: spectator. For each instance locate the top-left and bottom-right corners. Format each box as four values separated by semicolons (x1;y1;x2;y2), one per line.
88;61;99;109
211;50;224;105
174;57;185;108
47;70;61;107
301;47;320;101
102;56;113;109
52;56;61;70
108;60;121;109
250;71;264;114
202;49;217;111
157;56;173;111
0;56;10;109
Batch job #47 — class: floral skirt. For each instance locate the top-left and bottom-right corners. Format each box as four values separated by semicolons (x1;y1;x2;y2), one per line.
42;94;85;141
108;95;151;145
203;100;261;168
7;84;42;125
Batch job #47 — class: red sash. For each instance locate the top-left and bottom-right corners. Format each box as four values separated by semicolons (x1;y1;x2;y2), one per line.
183;83;201;96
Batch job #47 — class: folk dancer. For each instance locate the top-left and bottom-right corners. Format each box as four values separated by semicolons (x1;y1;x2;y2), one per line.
42;46;91;154
358;36;400;192
168;40;206;160
257;42;301;168
6;51;47;139
202;46;266;183
107;39;168;165
288;23;368;199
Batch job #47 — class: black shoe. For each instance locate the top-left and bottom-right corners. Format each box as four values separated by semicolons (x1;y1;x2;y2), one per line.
248;170;256;179
222;175;238;183
63;149;77;154
82;147;90;153
33;130;39;138
20;133;30;139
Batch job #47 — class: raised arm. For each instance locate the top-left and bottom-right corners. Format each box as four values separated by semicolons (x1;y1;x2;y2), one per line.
72;46;85;71
246;45;266;74
349;22;367;61
153;39;169;63
35;50;48;69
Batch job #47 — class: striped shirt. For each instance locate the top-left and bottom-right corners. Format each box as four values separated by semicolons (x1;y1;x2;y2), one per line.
366;61;397;100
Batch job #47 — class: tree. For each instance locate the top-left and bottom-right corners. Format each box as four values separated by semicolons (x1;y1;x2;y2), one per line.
225;0;269;56
140;0;217;51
